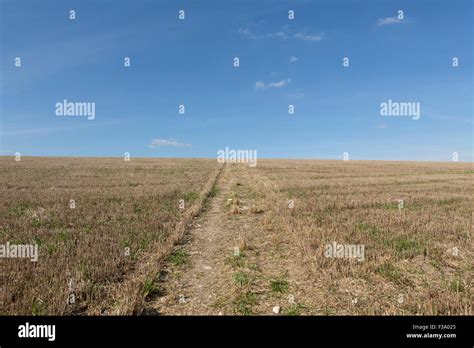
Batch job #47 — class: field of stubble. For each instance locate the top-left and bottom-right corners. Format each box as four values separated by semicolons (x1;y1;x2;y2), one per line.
256;160;472;315
0;157;472;315
0;157;220;315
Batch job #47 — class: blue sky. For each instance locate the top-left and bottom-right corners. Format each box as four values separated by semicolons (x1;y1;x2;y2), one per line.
1;0;472;161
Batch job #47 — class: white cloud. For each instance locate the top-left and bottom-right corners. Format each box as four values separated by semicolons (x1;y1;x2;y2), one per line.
255;81;266;89
255;78;291;91
289;56;298;63
294;32;322;41
149;138;191;148
239;25;322;42
271;31;289;40
238;27;257;39
377;16;403;26
376;124;388;129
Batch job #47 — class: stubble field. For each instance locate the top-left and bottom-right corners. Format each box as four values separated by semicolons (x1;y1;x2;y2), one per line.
0;157;220;315
254;160;472;315
0;157;471;315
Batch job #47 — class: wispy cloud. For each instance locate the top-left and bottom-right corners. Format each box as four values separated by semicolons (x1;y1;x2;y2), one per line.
289;56;298;63
255;78;291;91
239;24;322;42
293;32;322;41
377;16;404;26
238;27;258;40
272;31;289;40
376;124;388;129
149;138;191;148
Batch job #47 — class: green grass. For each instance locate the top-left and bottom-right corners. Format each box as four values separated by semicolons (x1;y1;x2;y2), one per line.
182;191;199;204
31;298;46;316
8;203;31;216
448;278;464;293
45;243;58;256
225;253;246;269
209;185;219;198
233;292;257;315
380;202;400;210
0;227;7;237
270;279;289;293
406;201;425;211
386;235;422;258
32;236;44;246
31;218;46;228
143;277;161;298
375;262;403;283
133;203;142;214
161;201;179;217
233;271;250;287
139;237;150;251
168;249;188;266
283;304;305;316
56;228;70;241
82;224;93;233
435;198;462;206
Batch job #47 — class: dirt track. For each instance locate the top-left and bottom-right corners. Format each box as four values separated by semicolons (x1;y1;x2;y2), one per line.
145;164;306;315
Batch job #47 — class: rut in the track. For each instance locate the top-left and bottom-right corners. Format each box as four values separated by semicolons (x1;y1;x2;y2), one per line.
145;164;253;314
145;164;312;315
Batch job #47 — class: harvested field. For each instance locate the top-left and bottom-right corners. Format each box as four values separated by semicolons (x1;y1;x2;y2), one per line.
254;160;473;315
0;157;220;315
0;157;472;315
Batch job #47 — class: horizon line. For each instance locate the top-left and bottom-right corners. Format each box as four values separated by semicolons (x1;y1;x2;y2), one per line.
0;155;472;164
